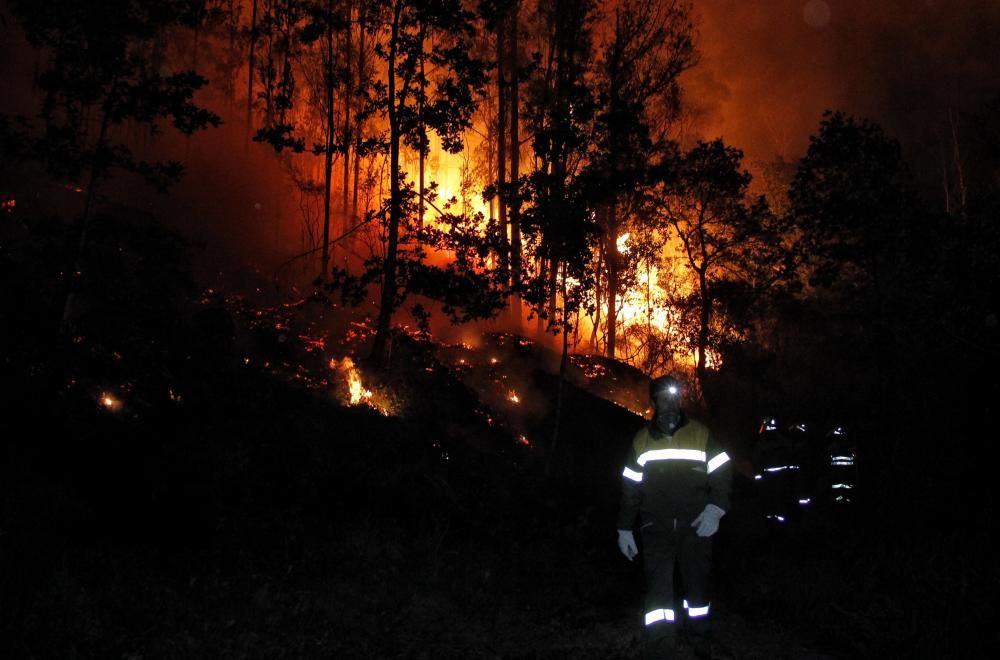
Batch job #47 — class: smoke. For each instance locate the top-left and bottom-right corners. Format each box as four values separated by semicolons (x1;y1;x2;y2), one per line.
682;0;1000;190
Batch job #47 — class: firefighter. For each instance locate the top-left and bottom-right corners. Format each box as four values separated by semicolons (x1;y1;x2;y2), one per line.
750;417;807;524
822;424;857;506
616;375;733;660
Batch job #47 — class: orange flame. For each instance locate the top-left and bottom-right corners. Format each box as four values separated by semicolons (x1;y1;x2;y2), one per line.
330;357;372;405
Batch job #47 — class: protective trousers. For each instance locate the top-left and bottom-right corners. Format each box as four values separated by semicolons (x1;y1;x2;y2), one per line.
641;519;712;659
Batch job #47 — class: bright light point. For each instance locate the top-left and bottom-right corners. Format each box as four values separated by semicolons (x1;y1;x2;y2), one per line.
617;233;631;254
803;0;831;27
99;392;120;411
668;385;678;395
508;391;520;404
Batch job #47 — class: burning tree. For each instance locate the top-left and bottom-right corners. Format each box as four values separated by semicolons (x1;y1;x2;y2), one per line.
654;139;782;387
361;0;495;364
585;0;695;361
248;0;373;281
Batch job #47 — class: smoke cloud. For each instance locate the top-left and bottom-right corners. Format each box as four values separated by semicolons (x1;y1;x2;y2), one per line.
682;0;1000;188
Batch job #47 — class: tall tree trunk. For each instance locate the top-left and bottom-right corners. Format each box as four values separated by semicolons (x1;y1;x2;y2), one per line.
590;240;604;350
547;263;571;476
352;17;365;220
509;0;522;328
263;0;275;126
696;268;710;386
536;256;547;335
604;203;620;359
372;0;404;363
321;0;335;280
547;255;558;330
342;4;353;223
417;19;426;227
496;17;509;277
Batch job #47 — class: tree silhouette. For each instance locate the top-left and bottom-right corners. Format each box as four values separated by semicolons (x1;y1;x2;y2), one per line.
1;0;222;332
655;139;776;388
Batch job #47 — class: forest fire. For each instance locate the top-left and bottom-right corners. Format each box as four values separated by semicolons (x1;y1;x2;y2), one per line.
4;1;999;656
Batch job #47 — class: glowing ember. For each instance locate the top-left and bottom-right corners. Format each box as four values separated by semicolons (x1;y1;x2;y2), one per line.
99;392;120;411
517;435;531;447
1;199;14;212
508;390;520;404
298;335;326;352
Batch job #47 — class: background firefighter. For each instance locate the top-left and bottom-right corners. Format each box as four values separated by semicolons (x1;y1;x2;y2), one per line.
616;375;733;659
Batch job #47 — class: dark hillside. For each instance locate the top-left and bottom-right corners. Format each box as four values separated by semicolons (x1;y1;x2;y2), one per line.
2;211;996;659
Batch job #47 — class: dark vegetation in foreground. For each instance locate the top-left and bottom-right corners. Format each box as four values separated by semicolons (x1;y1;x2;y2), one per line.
1;214;997;659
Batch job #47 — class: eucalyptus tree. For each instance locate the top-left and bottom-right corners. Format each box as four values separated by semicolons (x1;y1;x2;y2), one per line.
519;0;597;324
586;0;695;360
361;0;493;363
515;0;600;465
654;139;778;387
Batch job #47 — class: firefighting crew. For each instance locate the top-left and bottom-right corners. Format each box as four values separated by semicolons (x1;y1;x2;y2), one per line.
617;375;732;660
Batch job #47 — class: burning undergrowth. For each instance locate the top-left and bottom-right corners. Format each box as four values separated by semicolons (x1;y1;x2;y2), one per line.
435;332;551;451
211;286;650;459
202;291;402;417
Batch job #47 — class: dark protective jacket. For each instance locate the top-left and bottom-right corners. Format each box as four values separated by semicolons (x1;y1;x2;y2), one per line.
617;419;733;530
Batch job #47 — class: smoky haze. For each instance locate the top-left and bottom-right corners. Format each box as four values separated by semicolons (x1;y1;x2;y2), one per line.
3;0;999;288
683;0;1000;193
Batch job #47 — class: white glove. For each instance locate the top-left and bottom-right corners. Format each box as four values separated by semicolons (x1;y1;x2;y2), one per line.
617;529;638;560
691;504;726;537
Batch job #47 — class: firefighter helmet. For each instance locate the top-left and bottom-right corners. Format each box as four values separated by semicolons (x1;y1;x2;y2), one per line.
649;375;684;435
649;374;683;402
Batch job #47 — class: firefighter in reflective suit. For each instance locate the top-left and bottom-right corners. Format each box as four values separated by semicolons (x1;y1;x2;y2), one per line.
617;375;733;659
751;418;806;523
822;425;857;506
